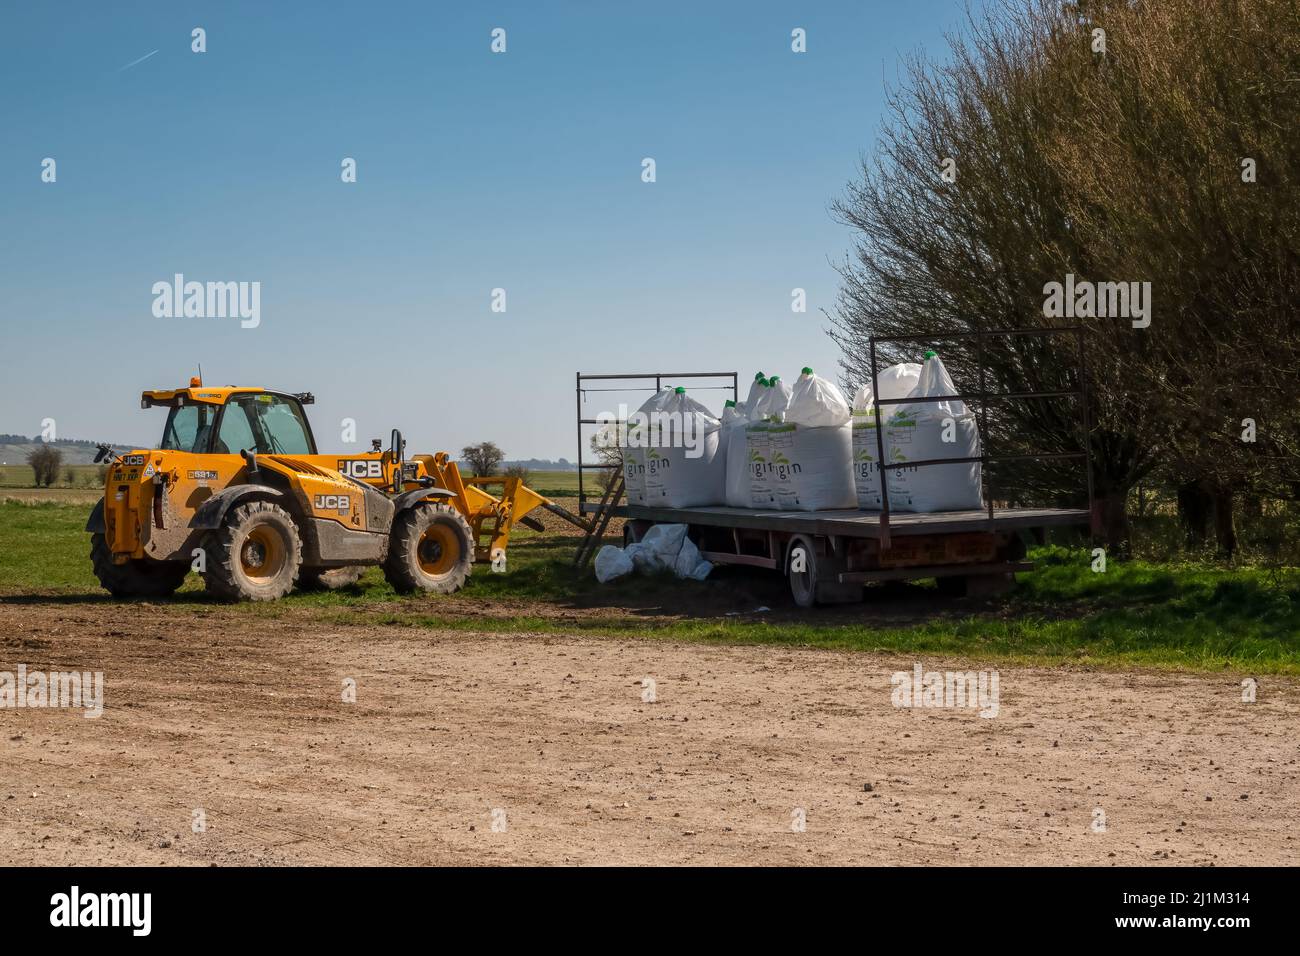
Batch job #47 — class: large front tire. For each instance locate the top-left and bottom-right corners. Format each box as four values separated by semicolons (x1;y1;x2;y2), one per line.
89;533;189;598
202;501;302;602
383;503;473;595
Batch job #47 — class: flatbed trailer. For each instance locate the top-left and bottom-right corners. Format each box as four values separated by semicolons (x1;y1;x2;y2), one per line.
588;502;1091;606
574;331;1096;606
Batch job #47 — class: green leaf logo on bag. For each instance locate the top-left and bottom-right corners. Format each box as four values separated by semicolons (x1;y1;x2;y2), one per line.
852;410;877;426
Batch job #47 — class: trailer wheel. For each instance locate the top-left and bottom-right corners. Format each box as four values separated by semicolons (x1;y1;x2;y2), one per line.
383;503;473;594
786;534;861;608
788;535;819;608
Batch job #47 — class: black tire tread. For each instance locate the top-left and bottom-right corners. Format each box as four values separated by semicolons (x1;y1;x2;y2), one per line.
201;500;302;602
89;533;189;598
382;503;474;595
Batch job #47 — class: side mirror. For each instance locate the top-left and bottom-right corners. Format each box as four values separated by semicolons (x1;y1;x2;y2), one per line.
389;429;405;493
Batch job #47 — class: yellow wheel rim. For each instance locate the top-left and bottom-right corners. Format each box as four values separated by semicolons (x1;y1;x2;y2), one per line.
417;524;459;576
241;525;286;580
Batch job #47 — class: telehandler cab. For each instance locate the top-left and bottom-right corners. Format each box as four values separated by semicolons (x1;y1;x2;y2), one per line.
86;378;551;601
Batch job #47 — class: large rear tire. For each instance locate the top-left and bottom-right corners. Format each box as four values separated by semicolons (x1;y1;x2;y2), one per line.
383;503;473;594
298;565;366;591
202;501;302;602
89;533;189;598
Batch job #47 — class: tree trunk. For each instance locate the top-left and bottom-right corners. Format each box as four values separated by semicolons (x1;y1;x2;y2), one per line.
1213;490;1237;558
1176;482;1212;548
1091;491;1131;557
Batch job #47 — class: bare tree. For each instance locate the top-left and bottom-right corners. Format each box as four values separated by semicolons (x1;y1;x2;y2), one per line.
585;429;625;493
461;441;505;477
1045;0;1300;556
27;445;62;487
829;0;1299;555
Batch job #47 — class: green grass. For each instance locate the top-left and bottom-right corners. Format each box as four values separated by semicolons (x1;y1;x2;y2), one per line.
321;559;1300;674
2;501;1298;674
0;500;108;589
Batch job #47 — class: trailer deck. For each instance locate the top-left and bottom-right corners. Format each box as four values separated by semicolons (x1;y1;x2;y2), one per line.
600;503;1090;539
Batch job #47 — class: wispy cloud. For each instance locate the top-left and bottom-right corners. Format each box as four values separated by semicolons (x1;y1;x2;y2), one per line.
116;49;158;73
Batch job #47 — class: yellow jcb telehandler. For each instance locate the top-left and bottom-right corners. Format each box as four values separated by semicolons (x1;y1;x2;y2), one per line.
86;378;552;601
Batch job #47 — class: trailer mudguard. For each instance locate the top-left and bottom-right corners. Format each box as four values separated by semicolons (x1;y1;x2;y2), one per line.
189;485;287;530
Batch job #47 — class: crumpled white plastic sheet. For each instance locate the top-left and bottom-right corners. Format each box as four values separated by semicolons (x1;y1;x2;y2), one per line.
593;524;713;583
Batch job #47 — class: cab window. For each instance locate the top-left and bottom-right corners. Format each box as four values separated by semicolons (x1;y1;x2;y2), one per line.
215;400;257;455
160;403;217;453
217;394;314;455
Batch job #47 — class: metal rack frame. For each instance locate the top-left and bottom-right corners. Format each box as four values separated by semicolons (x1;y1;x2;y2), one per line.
574;371;739;508
867;327;1095;548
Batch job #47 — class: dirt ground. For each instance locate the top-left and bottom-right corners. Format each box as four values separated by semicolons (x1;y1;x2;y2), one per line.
1;599;1296;866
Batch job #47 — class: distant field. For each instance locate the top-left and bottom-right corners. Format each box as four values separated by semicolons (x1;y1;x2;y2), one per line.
0;463;102;490
522;469;582;497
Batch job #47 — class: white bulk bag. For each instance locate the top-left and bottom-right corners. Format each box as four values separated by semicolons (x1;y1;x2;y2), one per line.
788;367;814;409
767;370;857;511
883;353;984;513
595;524;712;582
745;376;793;508
721;401;752;508
673;534;714;581
851;362;922;509
788;368;852;427
594;544;635;582
635;523;688;570
623;387;673;505
753;374;792;421
852;362;922;410
643;388;725;508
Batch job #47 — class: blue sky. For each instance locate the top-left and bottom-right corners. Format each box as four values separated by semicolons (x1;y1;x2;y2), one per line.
2;0;969;459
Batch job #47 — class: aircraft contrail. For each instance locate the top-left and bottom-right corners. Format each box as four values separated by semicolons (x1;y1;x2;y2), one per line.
116;49;158;72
